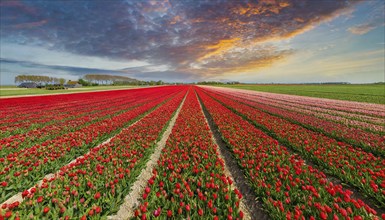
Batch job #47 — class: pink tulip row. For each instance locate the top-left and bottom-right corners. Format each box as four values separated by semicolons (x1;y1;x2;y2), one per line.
207;86;385;119
205;87;385;156
216;90;384;132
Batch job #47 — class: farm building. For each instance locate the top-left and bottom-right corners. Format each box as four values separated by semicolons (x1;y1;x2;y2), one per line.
64;81;82;88
17;82;38;88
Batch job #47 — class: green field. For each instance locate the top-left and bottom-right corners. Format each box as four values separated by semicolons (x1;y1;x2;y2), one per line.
0;85;141;97
217;84;385;104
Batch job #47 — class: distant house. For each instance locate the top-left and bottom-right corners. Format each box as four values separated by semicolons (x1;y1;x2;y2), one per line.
18;82;38;88
64;80;82;88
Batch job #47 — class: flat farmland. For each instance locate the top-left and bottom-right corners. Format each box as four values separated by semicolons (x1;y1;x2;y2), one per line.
0;85;141;97
218;84;385;105
0;86;384;219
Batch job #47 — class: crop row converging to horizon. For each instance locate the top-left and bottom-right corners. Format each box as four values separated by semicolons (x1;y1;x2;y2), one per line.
0;85;384;219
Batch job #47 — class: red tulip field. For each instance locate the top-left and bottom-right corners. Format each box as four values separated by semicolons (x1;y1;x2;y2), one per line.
0;86;384;219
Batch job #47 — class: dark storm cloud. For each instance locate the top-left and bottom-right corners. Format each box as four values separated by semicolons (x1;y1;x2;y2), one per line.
1;0;360;76
0;58;123;75
0;58;190;81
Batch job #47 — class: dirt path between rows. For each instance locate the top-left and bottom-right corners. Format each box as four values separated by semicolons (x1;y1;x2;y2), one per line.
107;92;188;220
195;92;254;220
196;91;270;220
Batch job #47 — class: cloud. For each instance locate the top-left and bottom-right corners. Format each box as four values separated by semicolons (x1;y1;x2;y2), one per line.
348;23;381;35
0;0;362;79
0;58;123;76
0;58;189;82
348;1;384;35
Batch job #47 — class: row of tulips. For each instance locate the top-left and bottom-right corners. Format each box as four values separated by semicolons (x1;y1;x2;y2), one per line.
0;87;140;127
0;87;149;113
216;87;385;125
255;95;384;129
0;87;187;219
0;89;169;157
234;87;385;118
206;87;385;156
226;91;384;133
134;90;244;220
0;87;165;133
0;87;183;203
0;90;135;138
201;88;385;206
196;88;381;219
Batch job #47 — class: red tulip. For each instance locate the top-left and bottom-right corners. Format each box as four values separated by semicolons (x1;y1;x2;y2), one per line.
153;207;161;217
43;207;50;214
37;196;43;203
94;192;101;199
167;210;172;217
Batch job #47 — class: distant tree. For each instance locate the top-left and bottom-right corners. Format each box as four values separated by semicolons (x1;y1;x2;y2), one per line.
78;78;90;86
81;74;141;85
15;75;63;85
197;81;224;85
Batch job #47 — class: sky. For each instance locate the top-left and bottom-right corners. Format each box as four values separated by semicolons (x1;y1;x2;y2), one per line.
0;0;384;84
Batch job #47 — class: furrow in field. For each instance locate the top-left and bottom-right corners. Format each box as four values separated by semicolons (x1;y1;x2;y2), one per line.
197;91;267;220
107;89;188;220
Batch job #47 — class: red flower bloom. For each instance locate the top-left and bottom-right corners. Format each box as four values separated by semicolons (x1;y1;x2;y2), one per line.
5;211;12;218
43;207;50;214
167;210;172;217
37;196;44;203
94;192;101;199
153;207;161;217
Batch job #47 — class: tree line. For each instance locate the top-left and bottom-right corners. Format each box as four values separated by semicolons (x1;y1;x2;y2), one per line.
79;74;163;86
82;74;138;85
15;75;66;85
15;74;165;86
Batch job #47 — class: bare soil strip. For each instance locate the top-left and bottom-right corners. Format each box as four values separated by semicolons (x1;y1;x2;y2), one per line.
196;93;270;220
195;92;253;220
107;92;188;220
